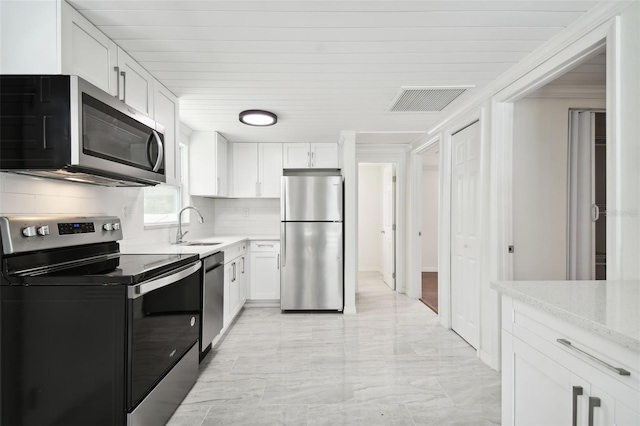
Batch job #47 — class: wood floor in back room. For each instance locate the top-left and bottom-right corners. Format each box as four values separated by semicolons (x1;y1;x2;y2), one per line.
420;272;438;314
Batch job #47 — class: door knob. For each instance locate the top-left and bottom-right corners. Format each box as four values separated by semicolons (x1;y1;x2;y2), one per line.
381;230;385;234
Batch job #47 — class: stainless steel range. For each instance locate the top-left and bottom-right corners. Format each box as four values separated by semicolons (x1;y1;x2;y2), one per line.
0;215;200;426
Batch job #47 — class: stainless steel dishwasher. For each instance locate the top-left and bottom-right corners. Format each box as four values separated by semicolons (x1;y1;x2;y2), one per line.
200;251;224;359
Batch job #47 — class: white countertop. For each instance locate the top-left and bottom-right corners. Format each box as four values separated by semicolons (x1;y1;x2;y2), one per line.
120;235;279;259
491;280;640;352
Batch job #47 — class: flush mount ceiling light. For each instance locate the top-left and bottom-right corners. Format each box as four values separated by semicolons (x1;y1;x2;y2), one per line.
239;110;277;126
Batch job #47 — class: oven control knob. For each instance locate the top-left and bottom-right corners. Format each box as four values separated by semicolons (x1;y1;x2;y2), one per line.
103;223;114;231
113;223;120;231
22;226;37;237
37;225;50;236
190;317;196;327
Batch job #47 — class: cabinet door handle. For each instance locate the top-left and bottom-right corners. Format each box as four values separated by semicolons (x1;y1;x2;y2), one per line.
231;262;236;282
114;66;120;98
588;397;600;426
241;257;245;274
217;177;220;195
277;253;280;269
572;386;583;426
311;151;314;167
557;339;631;376
120;70;127;102
258;244;274;248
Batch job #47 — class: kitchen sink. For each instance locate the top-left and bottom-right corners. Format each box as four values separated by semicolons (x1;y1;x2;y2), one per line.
177;241;223;246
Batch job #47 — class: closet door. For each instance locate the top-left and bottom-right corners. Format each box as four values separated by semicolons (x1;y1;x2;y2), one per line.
450;121;481;349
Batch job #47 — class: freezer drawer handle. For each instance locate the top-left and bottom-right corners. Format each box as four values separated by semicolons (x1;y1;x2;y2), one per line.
556;338;631;376
129;262;201;299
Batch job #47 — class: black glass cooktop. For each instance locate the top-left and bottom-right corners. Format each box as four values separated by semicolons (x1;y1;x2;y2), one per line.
8;253;200;285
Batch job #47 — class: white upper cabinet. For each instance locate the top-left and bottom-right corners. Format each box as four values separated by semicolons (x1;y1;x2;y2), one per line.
116;48;154;117
153;82;180;186
260;144;283;197
282;144;311;168
61;2;118;96
232;143;259;198
283;143;339;169
232;143;282;198
190;132;229;197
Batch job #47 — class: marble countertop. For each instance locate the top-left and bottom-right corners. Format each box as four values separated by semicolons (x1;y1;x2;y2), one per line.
120;235;279;259
491;280;640;352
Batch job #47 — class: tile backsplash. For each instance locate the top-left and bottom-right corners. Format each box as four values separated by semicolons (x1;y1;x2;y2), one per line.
0;173;279;245
207;198;280;236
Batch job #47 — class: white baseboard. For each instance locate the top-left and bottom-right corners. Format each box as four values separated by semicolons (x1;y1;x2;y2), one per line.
244;299;280;308
422;267;438;272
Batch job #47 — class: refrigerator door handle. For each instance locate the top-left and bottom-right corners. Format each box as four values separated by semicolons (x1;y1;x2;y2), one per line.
281;223;286;267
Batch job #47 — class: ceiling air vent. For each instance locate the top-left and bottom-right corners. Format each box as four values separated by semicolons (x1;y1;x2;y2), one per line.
387;86;472;112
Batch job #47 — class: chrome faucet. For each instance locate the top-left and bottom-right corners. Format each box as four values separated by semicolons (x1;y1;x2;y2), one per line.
175;206;204;244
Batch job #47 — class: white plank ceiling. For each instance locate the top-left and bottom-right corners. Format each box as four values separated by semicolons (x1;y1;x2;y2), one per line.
69;1;598;143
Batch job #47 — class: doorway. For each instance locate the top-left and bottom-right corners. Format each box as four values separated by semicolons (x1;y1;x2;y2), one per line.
511;47;606;281
420;146;439;313
357;163;396;290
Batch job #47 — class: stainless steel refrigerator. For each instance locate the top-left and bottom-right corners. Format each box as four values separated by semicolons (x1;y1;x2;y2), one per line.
280;174;344;311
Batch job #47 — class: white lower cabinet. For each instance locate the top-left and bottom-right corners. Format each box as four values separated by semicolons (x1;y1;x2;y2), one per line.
502;296;640;426
249;241;281;301
222;242;247;328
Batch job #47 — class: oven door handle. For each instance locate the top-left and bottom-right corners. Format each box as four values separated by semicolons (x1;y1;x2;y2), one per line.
128;261;201;299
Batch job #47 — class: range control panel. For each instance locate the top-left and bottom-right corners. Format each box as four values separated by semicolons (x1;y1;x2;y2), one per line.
0;216;123;255
58;222;96;235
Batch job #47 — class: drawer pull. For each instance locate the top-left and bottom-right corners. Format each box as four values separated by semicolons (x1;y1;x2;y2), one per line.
588;397;600;426
572;386;583;426
557;338;631;376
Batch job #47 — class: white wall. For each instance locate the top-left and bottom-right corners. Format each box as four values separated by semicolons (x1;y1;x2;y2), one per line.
422;167;438;271
357;164;382;272
512;96;605;280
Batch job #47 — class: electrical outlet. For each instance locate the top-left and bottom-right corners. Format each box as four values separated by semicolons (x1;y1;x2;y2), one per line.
243;208;249;217
123;205;133;219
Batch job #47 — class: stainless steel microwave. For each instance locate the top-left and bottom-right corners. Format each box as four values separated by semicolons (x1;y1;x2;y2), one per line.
0;75;165;186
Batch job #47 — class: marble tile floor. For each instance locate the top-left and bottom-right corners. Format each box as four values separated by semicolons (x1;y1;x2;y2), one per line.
168;272;501;426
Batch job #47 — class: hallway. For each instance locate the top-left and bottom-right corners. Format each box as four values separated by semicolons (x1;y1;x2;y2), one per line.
168;272;500;425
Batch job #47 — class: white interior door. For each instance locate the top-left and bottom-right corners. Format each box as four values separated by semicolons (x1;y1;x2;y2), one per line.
382;164;395;290
450;121;481;349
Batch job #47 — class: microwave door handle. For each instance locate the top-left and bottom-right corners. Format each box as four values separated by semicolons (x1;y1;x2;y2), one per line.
151;130;164;172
